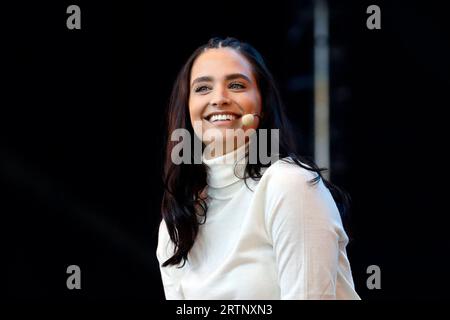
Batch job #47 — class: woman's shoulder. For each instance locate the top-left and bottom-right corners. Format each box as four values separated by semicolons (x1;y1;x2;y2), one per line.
260;156;319;189
258;157;344;233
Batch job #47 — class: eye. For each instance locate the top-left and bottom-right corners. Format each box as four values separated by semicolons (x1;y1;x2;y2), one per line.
229;82;246;90
194;85;211;93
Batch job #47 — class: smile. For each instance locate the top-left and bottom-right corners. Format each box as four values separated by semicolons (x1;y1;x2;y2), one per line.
205;112;241;123
209;114;237;122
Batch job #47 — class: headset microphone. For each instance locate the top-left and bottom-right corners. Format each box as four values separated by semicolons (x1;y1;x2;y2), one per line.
241;113;261;126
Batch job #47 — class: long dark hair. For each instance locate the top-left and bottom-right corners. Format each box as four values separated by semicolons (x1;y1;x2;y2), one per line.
160;37;350;267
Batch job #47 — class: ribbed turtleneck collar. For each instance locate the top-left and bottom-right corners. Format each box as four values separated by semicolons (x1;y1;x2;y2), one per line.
202;141;249;199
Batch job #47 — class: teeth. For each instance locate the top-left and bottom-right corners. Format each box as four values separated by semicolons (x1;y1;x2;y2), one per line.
209;114;236;122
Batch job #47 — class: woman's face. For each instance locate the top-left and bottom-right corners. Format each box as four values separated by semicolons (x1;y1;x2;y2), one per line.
189;47;262;156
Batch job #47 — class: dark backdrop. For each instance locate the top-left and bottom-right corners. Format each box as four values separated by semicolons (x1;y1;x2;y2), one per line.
2;0;449;301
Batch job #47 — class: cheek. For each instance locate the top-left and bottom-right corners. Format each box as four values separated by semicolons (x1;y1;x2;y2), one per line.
239;92;261;112
188;96;205;119
188;102;199;121
188;103;203;139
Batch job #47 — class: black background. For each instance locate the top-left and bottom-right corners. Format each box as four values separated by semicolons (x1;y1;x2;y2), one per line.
2;0;449;302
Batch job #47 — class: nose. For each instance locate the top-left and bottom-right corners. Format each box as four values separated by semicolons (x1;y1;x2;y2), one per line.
209;86;231;107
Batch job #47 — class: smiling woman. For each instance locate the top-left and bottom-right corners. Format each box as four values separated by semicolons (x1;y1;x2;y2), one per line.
157;37;360;300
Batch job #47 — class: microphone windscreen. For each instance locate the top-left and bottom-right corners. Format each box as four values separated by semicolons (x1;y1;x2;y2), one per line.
241;114;255;126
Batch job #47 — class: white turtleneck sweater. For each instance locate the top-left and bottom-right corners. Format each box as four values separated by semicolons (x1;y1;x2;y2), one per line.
157;142;360;300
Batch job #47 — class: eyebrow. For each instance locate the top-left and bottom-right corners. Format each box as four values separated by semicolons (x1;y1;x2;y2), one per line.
191;73;252;87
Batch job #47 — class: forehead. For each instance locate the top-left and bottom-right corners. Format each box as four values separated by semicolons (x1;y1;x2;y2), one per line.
190;48;255;81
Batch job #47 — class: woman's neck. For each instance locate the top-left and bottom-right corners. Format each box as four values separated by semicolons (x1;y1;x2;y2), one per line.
203;137;249;160
201;140;249;198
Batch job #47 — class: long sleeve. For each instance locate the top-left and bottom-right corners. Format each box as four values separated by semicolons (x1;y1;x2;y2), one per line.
156;220;185;300
264;163;350;299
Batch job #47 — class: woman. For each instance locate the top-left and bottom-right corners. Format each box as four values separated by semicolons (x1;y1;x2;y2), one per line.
157;37;360;299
